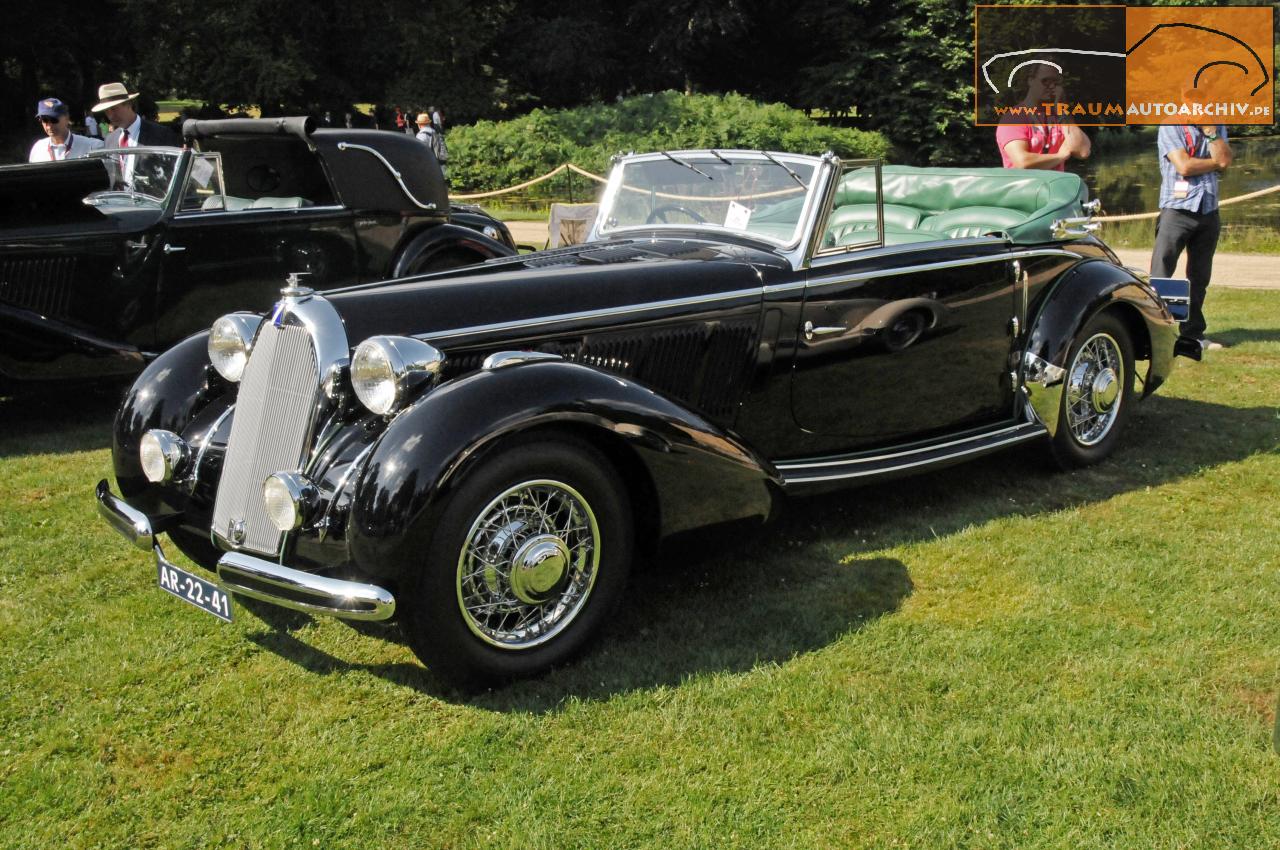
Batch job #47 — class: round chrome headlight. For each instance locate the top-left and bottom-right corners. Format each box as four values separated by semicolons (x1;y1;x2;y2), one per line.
350;336;444;415
140;429;188;484
208;314;263;382
262;472;318;532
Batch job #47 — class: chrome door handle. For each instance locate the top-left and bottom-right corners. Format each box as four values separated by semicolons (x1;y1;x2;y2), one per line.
803;320;846;341
163;244;186;254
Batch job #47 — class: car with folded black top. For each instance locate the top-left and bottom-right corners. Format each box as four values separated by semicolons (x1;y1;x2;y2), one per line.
96;149;1198;687
0;117;514;391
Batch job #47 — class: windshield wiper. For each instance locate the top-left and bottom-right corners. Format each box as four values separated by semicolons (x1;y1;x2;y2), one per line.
708;149;734;165
758;151;808;189
659;151;712;181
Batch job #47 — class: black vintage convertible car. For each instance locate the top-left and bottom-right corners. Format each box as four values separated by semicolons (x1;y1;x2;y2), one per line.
0;117;514;390
97;150;1196;686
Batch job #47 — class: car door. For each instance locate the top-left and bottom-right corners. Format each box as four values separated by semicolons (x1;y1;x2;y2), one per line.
789;165;1020;452
153;153;359;350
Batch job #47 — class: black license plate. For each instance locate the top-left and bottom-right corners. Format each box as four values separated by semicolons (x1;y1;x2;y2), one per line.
158;560;233;622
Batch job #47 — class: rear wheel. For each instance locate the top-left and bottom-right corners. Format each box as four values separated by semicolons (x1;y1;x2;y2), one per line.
1049;312;1135;468
402;437;633;688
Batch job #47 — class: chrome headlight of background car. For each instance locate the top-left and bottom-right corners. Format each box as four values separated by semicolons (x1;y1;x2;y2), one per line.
350;336;445;415
208;313;263;382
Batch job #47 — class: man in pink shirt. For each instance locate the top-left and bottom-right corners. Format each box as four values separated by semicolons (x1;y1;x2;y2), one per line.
995;64;1091;170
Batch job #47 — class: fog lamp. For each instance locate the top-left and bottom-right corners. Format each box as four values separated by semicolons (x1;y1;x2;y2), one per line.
262;472;319;532
140;429;188;484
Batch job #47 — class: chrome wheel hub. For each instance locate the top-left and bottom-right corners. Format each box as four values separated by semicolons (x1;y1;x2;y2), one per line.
456;480;600;649
1090;368;1119;413
509;535;571;604
1065;332;1124;446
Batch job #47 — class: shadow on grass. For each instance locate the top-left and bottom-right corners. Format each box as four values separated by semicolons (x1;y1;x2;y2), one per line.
231;393;1278;709
0;383;124;458
1214;327;1280;348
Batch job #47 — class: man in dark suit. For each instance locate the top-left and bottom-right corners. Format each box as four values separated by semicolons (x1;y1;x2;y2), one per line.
92;81;180;149
91;81;180;189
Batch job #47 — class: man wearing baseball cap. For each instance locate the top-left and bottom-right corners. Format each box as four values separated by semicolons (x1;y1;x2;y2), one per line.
92;81;180;149
28;98;104;162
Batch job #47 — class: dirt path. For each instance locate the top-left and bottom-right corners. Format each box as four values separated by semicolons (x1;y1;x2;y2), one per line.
504;222;1277;290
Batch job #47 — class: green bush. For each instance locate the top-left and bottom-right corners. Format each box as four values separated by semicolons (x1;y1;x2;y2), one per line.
447;91;892;192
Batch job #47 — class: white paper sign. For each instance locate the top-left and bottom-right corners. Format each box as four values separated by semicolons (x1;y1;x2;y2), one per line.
724;201;752;230
190;157;215;189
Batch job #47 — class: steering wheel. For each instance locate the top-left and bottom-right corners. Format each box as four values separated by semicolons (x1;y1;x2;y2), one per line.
645;204;707;224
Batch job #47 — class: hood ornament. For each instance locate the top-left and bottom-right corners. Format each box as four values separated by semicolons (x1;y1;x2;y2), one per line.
281;272;314;299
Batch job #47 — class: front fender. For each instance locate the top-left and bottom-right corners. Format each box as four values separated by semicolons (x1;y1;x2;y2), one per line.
111;331;225;509
347;360;780;583
1023;259;1178;434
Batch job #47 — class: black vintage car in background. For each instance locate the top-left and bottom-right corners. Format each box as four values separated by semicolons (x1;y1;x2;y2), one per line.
0;117;514;390
97;150;1195;687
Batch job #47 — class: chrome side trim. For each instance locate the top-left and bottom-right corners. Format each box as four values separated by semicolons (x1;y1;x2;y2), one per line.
174;205;346;220
416;250;1078;343
216;551;396;621
96;480;155;551
336;142;438;211
801;249;1078;293
483;351;565;370
418;287;763;343
777;423;1046;485
1022;352;1067;436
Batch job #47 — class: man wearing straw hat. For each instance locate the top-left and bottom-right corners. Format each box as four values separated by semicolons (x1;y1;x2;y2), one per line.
414;111;448;176
92;81;179;150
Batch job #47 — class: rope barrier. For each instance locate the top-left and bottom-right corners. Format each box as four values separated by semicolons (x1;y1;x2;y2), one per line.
1094;183;1280;222
452;163;1280;222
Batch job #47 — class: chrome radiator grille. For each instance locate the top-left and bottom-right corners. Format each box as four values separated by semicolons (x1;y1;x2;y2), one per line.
212;322;321;555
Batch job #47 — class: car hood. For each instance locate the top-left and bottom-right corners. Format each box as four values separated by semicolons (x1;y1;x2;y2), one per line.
325;236;788;348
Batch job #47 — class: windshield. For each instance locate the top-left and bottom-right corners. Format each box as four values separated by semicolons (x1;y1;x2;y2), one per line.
595;151;822;247
82;148;183;209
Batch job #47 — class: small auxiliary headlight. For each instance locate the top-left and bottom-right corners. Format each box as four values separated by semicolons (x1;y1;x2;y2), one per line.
350;336;444;415
262;472;318;532
208;313;263;382
140;429;188;484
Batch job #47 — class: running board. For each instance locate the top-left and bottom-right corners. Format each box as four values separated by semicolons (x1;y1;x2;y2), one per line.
777;422;1048;488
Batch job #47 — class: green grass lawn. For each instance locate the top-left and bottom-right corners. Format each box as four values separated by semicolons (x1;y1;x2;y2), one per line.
2;289;1278;848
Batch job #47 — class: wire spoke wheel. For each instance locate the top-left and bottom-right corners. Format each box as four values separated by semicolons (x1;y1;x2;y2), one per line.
1064;332;1124;447
456;479;601;650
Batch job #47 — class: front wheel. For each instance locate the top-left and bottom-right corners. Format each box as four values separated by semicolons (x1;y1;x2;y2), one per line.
1049;312;1135;469
402;437;633;688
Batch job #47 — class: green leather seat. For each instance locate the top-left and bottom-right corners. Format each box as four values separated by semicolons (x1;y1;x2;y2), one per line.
828;166;1087;246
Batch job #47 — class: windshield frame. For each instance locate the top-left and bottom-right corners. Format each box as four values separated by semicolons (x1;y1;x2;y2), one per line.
591;150;831;251
81;146;186;210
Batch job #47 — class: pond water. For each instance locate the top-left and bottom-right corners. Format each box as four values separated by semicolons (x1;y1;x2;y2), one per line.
1070;134;1280;235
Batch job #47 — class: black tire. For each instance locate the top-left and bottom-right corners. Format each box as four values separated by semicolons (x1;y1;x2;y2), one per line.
402;437;633;688
1049;311;1135;469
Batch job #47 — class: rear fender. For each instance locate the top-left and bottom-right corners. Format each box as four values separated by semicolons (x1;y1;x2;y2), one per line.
390;223;515;277
1022;259;1177;434
347;360;780;583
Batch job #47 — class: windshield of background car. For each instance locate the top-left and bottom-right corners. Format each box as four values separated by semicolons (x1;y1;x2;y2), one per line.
82;149;182;209
595;152;821;247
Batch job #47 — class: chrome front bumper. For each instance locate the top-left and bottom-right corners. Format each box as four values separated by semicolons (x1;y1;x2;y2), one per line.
96;479;395;621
